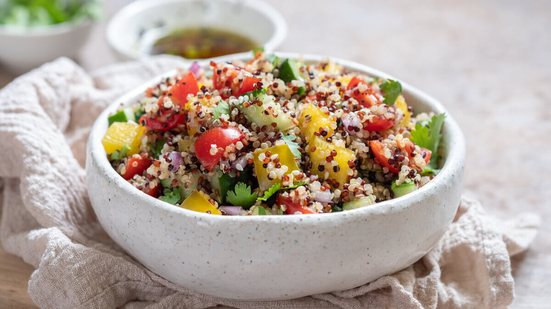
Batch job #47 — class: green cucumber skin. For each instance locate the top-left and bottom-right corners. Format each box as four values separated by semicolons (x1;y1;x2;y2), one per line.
242;94;294;131
278;59;302;83
209;170;238;203
342;196;376;211
391;181;417;198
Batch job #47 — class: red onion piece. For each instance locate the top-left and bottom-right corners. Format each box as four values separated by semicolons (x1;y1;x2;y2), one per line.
231;155;248;171
189;61;202;76
314;190;333;203
219;206;243;215
168;151;183;172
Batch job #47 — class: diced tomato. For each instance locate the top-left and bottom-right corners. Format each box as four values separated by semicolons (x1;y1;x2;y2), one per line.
194;127;244;170
211;62;223;90
139;112;185;132
399;141;432;166
235;76;261;97
211;62;239;94
363;115;395;131
420;148;432;164
277;195;315;215
347;76;381;107
347;76;364;90
122;153;152;180
145;87;155;98
369;140;399;174
169;72;199;106
143;183;160;197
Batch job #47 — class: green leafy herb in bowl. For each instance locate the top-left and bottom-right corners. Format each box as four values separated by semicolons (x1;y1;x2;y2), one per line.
0;0;101;28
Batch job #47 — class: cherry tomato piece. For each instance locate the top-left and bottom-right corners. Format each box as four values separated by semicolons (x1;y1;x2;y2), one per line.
363;115;395;131
122;153;152;180
194;127;244;170
139;113;185;132
369;140;400;174
277;195;315;215
235;76;261;97
143;183;160;197
169;72;199;107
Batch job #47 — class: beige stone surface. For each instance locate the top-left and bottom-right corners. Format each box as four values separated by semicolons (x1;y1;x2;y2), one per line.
0;0;549;307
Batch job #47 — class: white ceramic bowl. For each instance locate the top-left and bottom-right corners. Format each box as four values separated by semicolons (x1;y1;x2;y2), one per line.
86;53;465;300
0;20;94;74
106;0;287;61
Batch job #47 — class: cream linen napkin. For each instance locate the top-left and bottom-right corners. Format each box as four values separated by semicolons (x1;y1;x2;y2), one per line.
0;58;540;309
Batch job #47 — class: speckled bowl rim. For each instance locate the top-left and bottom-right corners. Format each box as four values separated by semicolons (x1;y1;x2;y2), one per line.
88;52;465;224
106;0;288;60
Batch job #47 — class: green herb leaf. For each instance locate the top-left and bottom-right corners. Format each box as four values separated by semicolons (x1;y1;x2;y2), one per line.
151;139;165;159
226;182;258;209
251;205;268;215
252;47;264;57
257;183;282;202
159;187;182;205
380;79;402;106
281;135;302;158
283;182;307;190
212;100;230;119
243;88;267;98
297;86;306;96
256;181;306;203
267;54;281;67
332;204;343;212
410;113;446;169
110;145;130;161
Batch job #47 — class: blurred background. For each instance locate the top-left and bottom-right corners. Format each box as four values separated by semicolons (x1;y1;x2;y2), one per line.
1;0;550;307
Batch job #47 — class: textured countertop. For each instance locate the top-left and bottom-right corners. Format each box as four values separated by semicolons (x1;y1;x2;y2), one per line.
1;0;549;307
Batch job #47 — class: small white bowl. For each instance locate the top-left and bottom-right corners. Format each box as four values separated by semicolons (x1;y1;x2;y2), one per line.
106;0;287;61
0;20;94;74
86;53;465;300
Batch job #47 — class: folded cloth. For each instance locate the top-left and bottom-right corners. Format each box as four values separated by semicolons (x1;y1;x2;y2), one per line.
0;58;540;309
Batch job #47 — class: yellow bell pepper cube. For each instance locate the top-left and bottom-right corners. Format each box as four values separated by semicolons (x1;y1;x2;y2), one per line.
308;137;355;188
254;143;300;190
180;191;221;215
394;95;411;128
102;122;145;155
298;103;336;141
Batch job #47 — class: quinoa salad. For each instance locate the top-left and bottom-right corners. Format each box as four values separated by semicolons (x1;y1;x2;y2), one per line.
102;52;445;216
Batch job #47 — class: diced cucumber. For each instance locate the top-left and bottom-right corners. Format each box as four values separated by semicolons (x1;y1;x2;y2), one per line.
267;54;281;67
160;178;172;188
278;59;302;83
241;94;295;131
342;195;376;211
180;171;200;199
108;107;135;125
391;180;417;197
250;205;268;215
209;170;238;203
159;187;183;205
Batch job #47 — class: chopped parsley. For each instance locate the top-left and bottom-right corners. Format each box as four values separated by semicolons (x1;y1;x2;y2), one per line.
282;135;302;158
151;139;165;159
257;183;282;202
110;145;130;161
380;79;402;105
226;182;257;209
410;113;446;170
159;187;182;205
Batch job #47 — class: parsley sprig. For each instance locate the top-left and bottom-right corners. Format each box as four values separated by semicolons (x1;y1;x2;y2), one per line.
380;79;402;105
226;182;257;209
410;113;446;171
